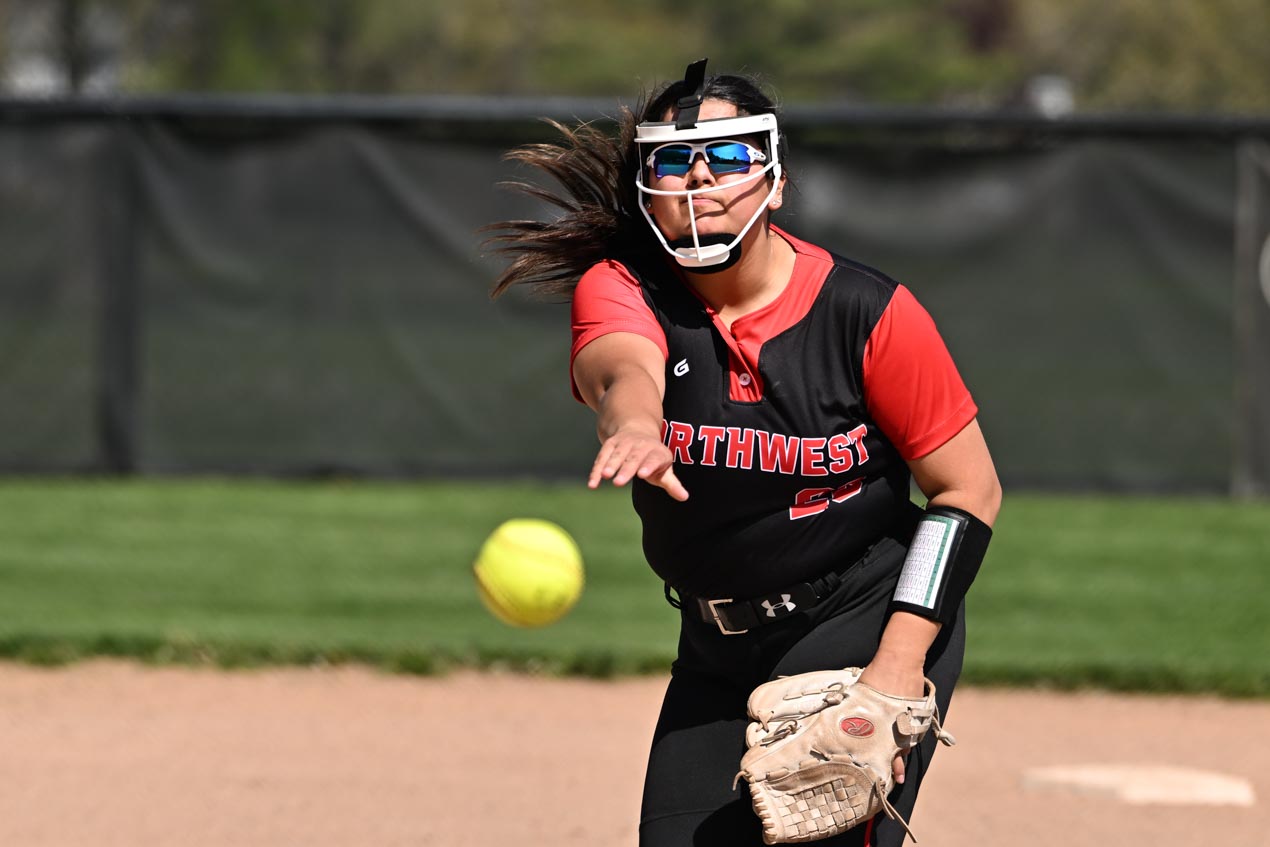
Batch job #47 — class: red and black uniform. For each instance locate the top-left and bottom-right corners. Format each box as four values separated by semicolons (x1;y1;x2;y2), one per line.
571;227;977;847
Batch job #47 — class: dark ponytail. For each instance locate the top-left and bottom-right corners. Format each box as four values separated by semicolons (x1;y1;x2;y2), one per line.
483;110;648;300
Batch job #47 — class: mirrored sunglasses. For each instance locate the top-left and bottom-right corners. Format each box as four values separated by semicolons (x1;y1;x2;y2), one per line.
646;139;767;179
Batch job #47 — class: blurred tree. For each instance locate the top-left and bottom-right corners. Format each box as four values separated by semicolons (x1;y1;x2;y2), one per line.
118;0;354;93
155;0;1021;106
7;0;1266;113
56;0;90;90
2;0;121;92
1014;0;1270;113
739;0;1021;105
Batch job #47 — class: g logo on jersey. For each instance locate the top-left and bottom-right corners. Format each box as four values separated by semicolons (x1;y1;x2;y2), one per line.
673;358;690;377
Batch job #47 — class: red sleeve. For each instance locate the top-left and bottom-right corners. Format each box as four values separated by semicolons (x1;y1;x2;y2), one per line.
570;260;668;402
862;285;978;460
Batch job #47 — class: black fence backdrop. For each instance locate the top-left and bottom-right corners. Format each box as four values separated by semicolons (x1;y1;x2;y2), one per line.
1;96;1268;494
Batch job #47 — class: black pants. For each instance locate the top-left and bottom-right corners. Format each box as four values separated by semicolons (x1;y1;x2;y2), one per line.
639;532;965;847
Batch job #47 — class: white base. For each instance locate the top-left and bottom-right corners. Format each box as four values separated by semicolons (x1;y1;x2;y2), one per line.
1022;763;1256;806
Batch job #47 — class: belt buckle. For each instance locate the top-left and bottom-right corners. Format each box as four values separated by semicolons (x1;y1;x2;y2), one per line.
706;598;748;635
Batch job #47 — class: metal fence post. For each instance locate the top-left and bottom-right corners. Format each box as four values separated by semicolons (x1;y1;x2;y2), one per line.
95;117;141;473
1232;138;1270;497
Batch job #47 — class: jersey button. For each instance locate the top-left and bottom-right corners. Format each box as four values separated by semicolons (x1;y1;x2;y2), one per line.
738;373;752;386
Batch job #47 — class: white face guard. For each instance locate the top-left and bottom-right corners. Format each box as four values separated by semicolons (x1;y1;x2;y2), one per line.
635;113;783;269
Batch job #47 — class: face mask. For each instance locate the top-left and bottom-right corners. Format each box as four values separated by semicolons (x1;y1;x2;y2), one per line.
635;112;783;270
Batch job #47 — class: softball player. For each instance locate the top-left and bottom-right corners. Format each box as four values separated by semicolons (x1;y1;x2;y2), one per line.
488;59;1001;847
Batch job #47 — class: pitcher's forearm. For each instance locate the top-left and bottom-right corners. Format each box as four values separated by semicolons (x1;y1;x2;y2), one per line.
594;370;665;442
874;611;941;671
857;612;942;699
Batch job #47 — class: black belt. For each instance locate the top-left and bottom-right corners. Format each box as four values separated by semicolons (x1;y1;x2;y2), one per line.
675;567;848;635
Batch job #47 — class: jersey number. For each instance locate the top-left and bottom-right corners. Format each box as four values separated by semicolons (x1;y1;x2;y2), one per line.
789;479;864;520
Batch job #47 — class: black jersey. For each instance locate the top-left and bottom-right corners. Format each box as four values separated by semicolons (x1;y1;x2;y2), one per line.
571;228;976;598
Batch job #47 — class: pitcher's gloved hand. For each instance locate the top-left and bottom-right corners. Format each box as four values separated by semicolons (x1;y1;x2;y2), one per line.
734;668;956;844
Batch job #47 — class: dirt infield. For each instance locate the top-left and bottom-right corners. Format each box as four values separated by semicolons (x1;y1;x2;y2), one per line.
1;661;1266;847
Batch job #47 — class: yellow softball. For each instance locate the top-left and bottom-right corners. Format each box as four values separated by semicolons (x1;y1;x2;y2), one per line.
472;518;584;628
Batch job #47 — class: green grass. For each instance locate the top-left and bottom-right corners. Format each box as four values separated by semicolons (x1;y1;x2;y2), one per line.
969;493;1270;696
0;478;1266;696
0;477;677;676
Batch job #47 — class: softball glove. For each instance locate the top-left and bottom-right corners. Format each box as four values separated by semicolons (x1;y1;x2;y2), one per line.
734;667;955;844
